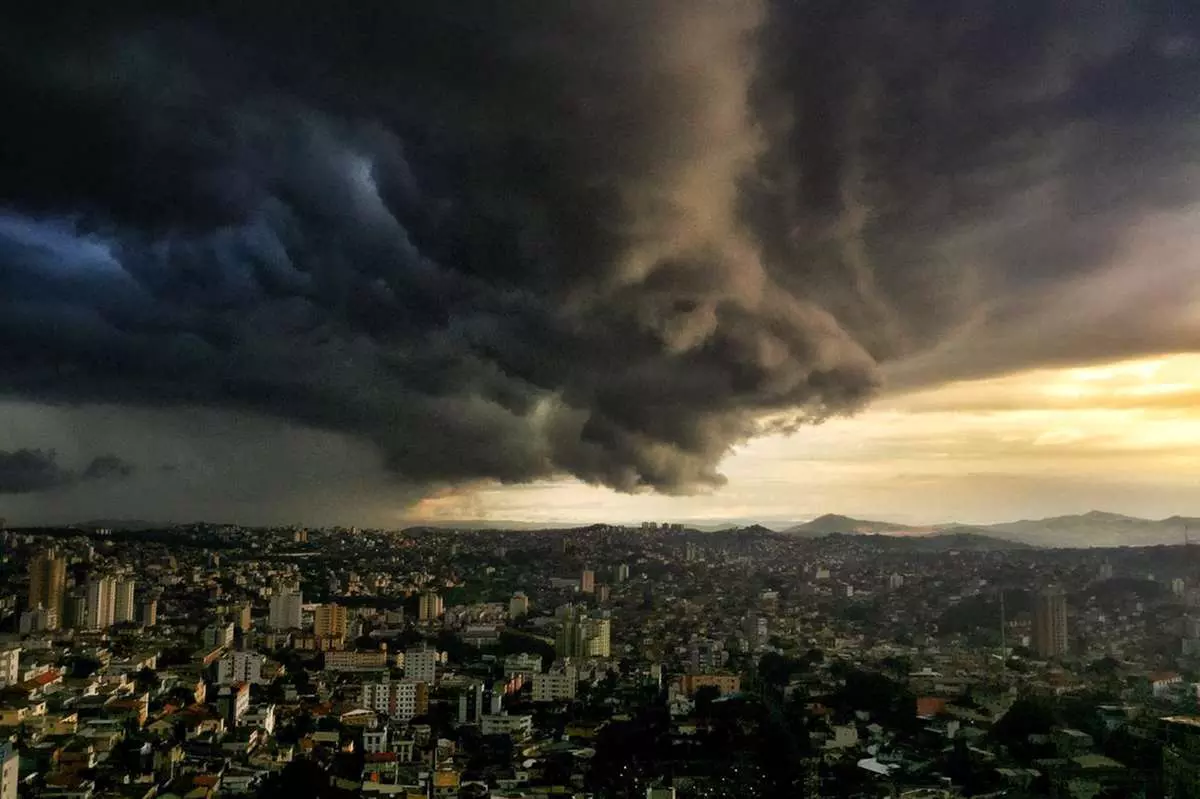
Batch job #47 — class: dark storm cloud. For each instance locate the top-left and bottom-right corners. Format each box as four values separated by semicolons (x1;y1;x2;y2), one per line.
0;1;1198;493
0;449;134;494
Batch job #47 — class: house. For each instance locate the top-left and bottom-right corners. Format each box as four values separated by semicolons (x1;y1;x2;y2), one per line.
1150;672;1184;697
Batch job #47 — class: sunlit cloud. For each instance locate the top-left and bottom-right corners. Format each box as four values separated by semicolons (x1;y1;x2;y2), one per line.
451;353;1200;526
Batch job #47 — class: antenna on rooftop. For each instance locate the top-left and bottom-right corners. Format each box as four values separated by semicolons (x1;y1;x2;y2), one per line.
999;588;1007;664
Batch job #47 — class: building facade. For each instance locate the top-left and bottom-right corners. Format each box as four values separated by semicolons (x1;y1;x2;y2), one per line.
85;577;116;630
217;651;267;686
0;743;16;799
113;580;136;624
1033;588;1069;658
27;550;65;628
405;648;438;684
268;591;303;630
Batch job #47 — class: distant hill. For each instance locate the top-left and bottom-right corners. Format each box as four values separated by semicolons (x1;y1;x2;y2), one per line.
730;524;779;536
784;514;912;535
983;510;1200;548
905;528;1033;551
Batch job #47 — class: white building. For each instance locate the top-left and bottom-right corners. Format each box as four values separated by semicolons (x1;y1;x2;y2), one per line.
217;683;251;726
241;703;276;734
86;577;116;630
0;743;16;799
361;679;426;722
532;665;577;702
405;648;437;684
363;726;389;753
457;681;485;723
503;653;543;677
480;714;533;740
18;607;56;635
362;727;416;761
203;621;235;649
217;651;267;686
113;579;136;624
0;647;19;689
268;591;303;630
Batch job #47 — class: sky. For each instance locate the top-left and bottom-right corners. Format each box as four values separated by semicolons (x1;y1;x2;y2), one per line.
0;2;1199;528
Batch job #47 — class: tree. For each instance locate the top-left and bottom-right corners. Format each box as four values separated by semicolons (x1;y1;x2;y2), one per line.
991;697;1057;760
67;655;102;679
135;667;158;694
694;685;721;720
758;652;799;694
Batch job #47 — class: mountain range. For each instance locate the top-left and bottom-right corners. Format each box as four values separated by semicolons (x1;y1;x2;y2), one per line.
67;510;1200;548
777;510;1200;549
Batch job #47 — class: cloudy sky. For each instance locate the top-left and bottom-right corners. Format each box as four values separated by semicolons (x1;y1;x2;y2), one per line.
0;2;1198;527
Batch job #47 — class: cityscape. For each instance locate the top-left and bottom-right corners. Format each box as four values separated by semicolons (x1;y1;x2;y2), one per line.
4;1;1200;798
2;518;1200;797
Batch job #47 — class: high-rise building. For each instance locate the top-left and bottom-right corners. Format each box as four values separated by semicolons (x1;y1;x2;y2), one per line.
203;621;235;649
1033;588;1069;658
556;609;611;658
27;549;65;628
418;592;444;622
508;593;529;620
0;742;16;799
314;604;348;642
62;593;86;630
268;591;303;630
580;569;595;594
139;598;158;628
113;579;136;624
85;577;116;630
18;607;57;634
235;602;253;632
361;678;428;721
457;681;485;723
583;618;611;657
615;564;630;583
405;648;438;684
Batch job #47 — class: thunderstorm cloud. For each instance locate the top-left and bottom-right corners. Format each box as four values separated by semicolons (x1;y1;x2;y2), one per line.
0;1;1198;507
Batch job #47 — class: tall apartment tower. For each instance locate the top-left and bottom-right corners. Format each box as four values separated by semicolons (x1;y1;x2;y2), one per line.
314;604;348;641
580;569;595;594
268;591;303;630
86;576;117;630
1033;588;1069;658
405;647;438;684
27;549;66;628
418;592;444;622
140;598;158;628
556;609;611;658
113;580;136;624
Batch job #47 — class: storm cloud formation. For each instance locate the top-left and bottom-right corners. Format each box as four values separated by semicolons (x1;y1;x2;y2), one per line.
1;1;1199;496
0;449;134;494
